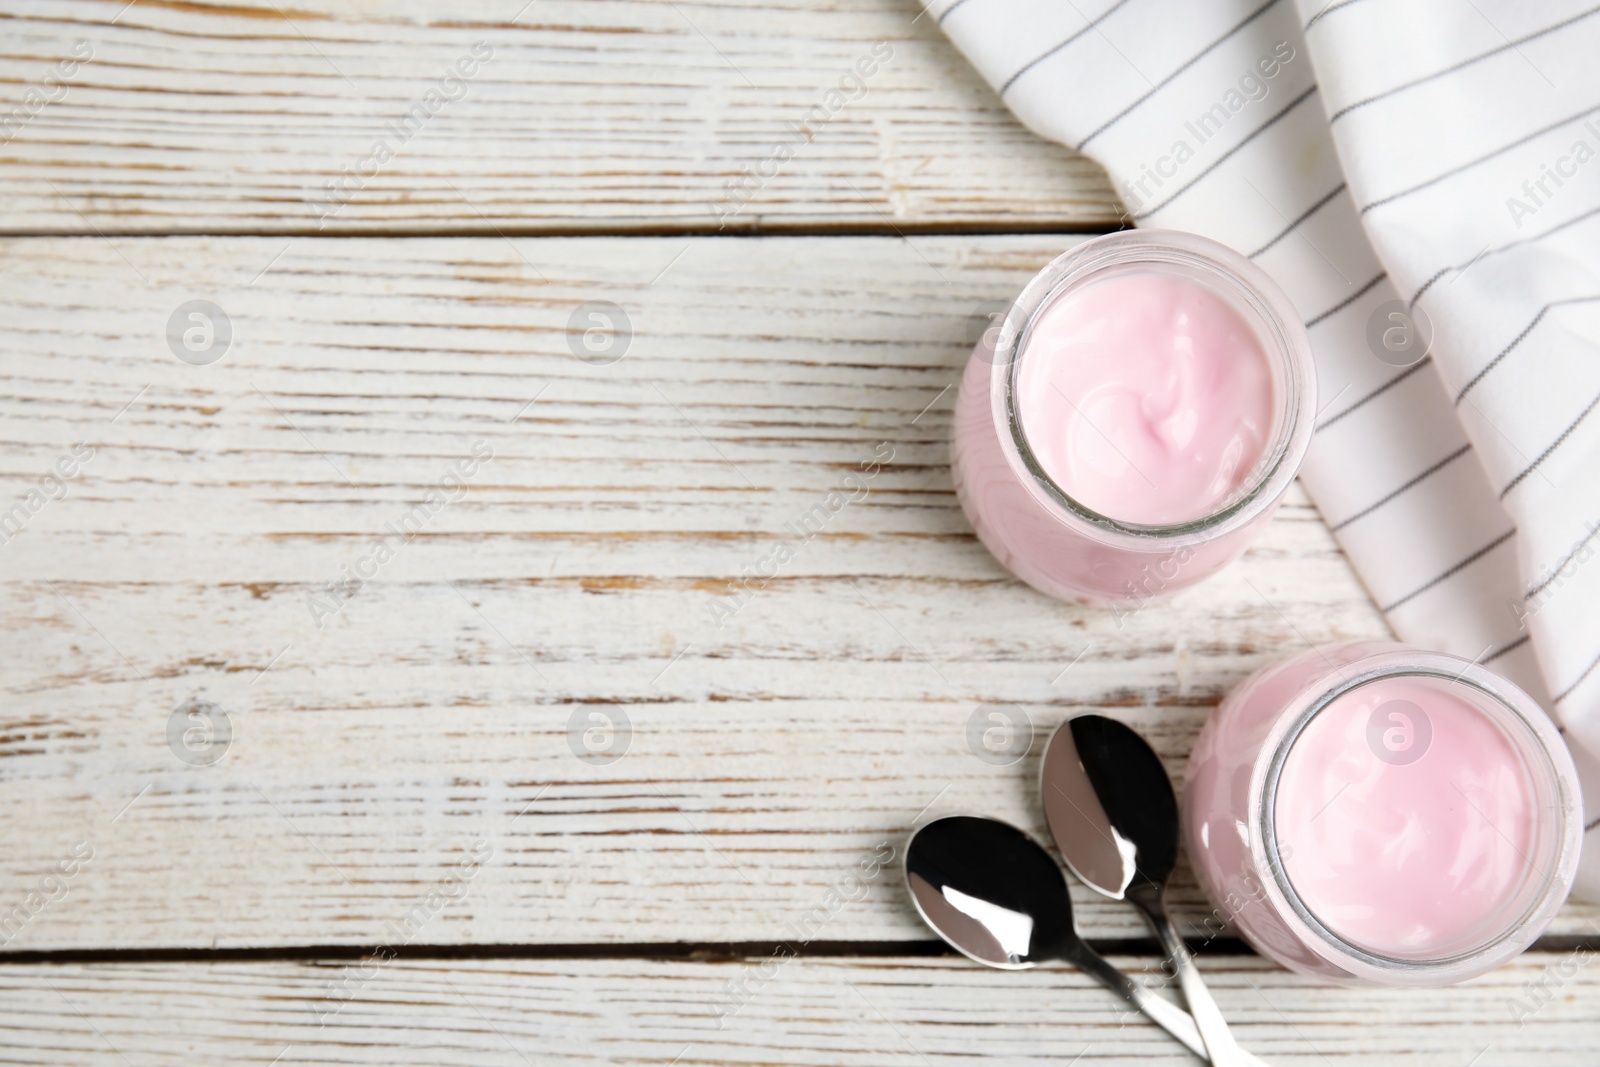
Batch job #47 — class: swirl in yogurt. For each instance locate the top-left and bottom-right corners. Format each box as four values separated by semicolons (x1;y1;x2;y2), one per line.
1015;272;1273;526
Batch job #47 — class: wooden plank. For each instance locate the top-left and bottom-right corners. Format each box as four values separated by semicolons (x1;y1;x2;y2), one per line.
0;0;1119;235
1;233;1593;949
4;953;1599;1064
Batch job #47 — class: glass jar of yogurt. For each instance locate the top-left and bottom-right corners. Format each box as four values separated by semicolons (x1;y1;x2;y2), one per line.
951;229;1316;608
1184;641;1583;986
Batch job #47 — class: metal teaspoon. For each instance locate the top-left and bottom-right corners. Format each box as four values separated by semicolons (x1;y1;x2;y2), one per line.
1041;715;1256;1067
905;813;1248;1063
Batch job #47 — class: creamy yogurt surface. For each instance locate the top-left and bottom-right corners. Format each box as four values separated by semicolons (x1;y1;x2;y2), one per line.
1015;271;1274;526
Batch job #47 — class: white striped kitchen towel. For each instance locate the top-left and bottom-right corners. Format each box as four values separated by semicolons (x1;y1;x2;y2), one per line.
932;0;1600;899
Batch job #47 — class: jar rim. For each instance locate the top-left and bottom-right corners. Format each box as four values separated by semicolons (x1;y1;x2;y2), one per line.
1247;647;1583;983
987;229;1317;549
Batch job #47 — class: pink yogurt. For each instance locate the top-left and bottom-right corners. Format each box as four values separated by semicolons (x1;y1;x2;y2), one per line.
1015;272;1274;527
1185;642;1583;986
1275;676;1535;960
951;230;1315;608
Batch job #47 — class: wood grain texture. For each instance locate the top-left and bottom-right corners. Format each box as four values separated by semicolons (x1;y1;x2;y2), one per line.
2;233;1594;951
4;1;1591;1057
5;953;1600;1065
0;0;1120;235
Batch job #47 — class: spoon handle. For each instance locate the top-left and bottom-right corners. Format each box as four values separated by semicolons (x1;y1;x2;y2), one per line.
1063;940;1205;1053
1141;897;1255;1067
1063;941;1271;1067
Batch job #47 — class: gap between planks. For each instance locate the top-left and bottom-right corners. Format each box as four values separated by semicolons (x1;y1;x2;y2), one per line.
0;934;1592;966
0;220;1131;241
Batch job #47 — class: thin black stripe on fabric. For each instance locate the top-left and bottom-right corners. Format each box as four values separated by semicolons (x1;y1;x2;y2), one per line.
1501;389;1600;500
1328;6;1600;124
1408;265;1452;310
1075;0;1282;150
1456;295;1600;404
1527;520;1600;599
1330;443;1473;532
1361;100;1600;215
1133;85;1318;220
1317;357;1433;432
1555;644;1600;703
1303;0;1370;34
1380;528;1517;614
937;0;975;24
1247;182;1345;258
1483;633;1531;664
1412;204;1600;308
1000;0;1139;96
1304;269;1386;329
1456;306;1554;402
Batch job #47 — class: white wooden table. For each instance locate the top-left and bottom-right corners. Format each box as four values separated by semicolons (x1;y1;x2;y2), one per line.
1;2;1595;1064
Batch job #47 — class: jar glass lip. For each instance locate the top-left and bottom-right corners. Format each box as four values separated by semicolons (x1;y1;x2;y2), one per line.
1248;650;1583;982
988;229;1317;548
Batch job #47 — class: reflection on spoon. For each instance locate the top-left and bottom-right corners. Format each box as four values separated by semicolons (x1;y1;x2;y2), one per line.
940;884;1035;963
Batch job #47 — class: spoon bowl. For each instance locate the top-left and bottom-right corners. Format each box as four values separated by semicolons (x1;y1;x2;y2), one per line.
904;814;1079;968
1040;713;1179;900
